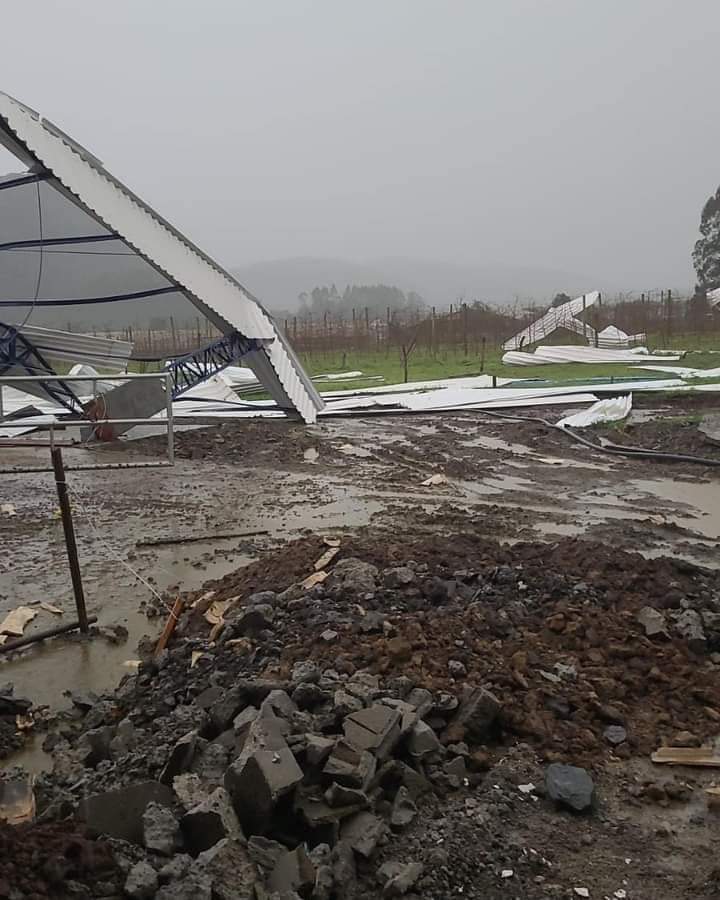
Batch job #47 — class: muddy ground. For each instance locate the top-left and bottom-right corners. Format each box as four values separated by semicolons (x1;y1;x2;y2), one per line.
1;398;720;897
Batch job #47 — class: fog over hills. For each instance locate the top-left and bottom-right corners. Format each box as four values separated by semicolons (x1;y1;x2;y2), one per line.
232;257;614;314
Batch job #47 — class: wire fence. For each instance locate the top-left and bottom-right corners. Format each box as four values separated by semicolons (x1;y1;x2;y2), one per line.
64;290;720;361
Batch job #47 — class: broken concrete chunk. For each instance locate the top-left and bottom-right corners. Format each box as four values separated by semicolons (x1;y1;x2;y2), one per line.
173;773;206;811
325;782;369;810
636;606;670;640
158;854;192;884
452;686;501;741
382;861;424;897
268;845;316;896
334;689;364;717
225;747;303;834
77;726;114;767
390;785;417;828
143;801;181;856
124;861;159;899
196;838;259;900
405;688;433;718
181;786;243;855
191;740;229;784
443;756;467;780
331;841;357;900
160;731;200;785
291;660;321;684
305;734;336;767
674;608;707;653
109;717;136;757
155;870;212;900
248;835;287;871
209;689;247;733
326;557;379;595
292;682;329;710
340;811;386;859
233;704;260;738
384;567;416;588
343;704;402;760
236;603;275;635
406;721;441;760
261;689;298;720
79;781;173;844
603;725;627;746
545;763;595;813
323;740;377;790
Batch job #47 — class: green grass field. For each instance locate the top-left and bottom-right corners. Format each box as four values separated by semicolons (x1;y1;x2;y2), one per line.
299;342;720;392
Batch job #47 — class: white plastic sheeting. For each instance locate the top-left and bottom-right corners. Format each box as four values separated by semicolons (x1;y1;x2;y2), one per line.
596;325;646;348
502;345;682;366
556;394;632;429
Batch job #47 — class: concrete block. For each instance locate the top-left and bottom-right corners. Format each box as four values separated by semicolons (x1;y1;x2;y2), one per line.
79;781;173;844
196;838;259;900
268;845;316;896
181;786;243;855
343;705;401;760
225;747;303;834
160;730;200;785
323;740;376;790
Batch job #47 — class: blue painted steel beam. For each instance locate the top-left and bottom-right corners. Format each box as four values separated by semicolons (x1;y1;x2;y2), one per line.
168;330;266;399
0;323;83;414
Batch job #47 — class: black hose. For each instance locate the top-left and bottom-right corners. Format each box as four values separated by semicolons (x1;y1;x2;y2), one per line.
477;408;720;468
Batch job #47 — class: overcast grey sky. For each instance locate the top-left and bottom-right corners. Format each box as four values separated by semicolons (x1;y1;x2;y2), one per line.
2;0;719;290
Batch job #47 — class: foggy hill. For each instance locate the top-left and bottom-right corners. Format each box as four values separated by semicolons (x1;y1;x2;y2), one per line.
233;257;614;314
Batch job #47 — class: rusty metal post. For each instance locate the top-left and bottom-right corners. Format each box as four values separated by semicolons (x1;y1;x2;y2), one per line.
51;447;89;633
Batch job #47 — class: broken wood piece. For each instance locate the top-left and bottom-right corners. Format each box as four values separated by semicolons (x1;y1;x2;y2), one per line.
154;597;184;658
190;651;204;668
302;570;329;590
0;607;37;637
421;473;447;486
208;621;224;642
323;537;341;548
136;529;269;548
705;787;720;805
314;547;340;572
123;660;141;671
651;747;720;767
191;589;216;610
204;600;230;626
40;602;63;616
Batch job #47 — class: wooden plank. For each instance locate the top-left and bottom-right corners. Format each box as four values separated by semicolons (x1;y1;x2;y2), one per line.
314;547;340;572
651;747;720;767
154;597;184;658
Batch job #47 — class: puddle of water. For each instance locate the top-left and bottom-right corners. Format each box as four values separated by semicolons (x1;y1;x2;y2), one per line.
460;435;531;454
533;521;587;537
337;443;374;458
629;478;720;540
534;455;612;471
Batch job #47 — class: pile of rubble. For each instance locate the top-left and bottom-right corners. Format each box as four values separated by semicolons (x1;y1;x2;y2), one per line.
10;527;720;897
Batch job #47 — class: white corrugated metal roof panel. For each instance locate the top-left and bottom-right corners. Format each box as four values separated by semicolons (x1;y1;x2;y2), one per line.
0;92;323;423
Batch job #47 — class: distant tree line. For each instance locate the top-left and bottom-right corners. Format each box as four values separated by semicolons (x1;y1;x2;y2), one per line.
297;283;425;318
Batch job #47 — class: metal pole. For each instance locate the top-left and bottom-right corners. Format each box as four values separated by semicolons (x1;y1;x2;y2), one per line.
0;385;4;423
165;372;174;464
50;447;89;633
